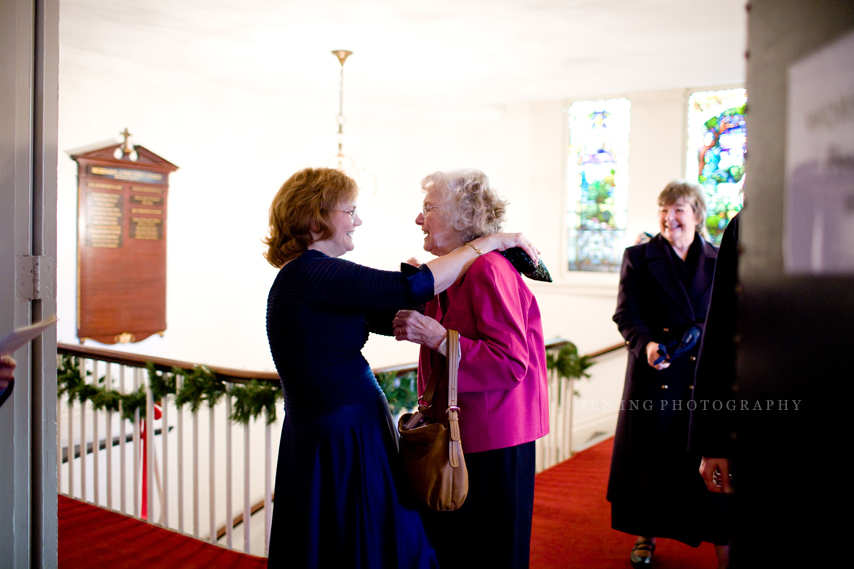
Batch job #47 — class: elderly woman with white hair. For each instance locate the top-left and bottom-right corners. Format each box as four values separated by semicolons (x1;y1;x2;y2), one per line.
393;169;550;569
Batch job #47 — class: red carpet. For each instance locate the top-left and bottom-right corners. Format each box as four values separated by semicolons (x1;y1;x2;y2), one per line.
531;438;718;568
60;438;716;568
58;495;267;568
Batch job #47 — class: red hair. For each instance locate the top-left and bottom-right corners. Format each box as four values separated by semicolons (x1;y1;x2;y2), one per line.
263;167;358;268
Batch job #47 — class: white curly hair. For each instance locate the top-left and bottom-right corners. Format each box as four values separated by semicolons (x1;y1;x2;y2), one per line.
420;169;508;242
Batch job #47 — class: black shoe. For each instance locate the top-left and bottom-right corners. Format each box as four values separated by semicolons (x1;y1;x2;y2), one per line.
630;537;655;567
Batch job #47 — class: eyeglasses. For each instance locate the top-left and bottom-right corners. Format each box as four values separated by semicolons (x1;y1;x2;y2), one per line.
421;205;439;217
338;207;357;219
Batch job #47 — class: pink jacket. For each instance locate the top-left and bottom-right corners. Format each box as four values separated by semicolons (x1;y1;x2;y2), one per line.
417;252;549;454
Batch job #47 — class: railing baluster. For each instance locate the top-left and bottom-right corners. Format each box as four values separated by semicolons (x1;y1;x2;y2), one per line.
68;365;74;499
555;373;561;466
119;365;127;515
544;374;552;469
106;362;113;510
146;380;154;523
209;403;216;544
566;376;575;458
552;374;560;466
162;389;169;528
559;376;566;461
265;411;272;557
80;358;88;502
244;420;251;554
226;391;233;549
556;375;563;464
560;375;567;463
193;408;199;539
57;354;62;495
133;367;140;519
93;360;100;506
544;373;551;470
559;377;564;464
544;366;549;470
552;372;560;466
177;374;184;534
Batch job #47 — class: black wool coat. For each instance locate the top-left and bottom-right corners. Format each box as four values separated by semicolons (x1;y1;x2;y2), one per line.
607;232;723;546
689;213;740;458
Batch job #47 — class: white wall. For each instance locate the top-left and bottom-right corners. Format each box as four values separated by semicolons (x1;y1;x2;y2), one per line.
57;60;534;371
511;88;740;442
56;56;740;438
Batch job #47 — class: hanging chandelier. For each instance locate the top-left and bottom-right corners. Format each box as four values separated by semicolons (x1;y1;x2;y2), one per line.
328;49;376;195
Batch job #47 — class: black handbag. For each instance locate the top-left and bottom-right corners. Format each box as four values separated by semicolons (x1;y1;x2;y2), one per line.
499;247;553;282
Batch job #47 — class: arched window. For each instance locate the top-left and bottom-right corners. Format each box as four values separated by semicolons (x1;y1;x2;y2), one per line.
566;98;631;272
686;88;747;243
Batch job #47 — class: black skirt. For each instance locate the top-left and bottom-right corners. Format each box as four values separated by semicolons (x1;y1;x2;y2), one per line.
422;441;536;569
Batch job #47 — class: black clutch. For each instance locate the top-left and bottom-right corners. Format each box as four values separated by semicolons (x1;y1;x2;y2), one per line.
499;247;553;282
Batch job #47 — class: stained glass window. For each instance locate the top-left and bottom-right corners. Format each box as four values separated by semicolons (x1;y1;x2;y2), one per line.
686;88;747;244
566;98;631;272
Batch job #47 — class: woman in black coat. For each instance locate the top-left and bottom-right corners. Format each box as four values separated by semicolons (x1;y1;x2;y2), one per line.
607;180;729;569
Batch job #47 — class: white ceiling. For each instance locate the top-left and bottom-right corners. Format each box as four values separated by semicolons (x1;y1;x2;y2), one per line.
59;0;747;110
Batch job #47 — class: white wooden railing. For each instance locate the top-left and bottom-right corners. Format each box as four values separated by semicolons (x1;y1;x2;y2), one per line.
56;339;623;556
56;345;281;556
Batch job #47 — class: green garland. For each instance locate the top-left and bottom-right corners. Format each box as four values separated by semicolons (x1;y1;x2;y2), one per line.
56;342;588;426
148;363;176;399
56;355;283;425
375;370;418;416
545;341;595;399
118;388;147;422
230;380;281;425
171;365;226;412
57;353;89;399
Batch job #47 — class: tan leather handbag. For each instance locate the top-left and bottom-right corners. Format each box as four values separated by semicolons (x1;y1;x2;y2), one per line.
397;330;468;511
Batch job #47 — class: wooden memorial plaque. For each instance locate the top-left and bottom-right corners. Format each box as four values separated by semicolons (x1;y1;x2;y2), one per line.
72;133;178;344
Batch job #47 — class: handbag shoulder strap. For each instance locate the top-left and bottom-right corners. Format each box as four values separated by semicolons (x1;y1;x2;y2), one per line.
418;326;456;408
446;330;464;468
402;329;460;432
419;352;442;408
403;331;447;430
446;330;460;410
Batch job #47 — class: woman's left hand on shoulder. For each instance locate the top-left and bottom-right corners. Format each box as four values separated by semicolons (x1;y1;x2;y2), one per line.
482;233;540;265
393;310;446;350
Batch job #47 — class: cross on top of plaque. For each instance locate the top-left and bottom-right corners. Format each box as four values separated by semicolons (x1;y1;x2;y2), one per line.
120;128;133;156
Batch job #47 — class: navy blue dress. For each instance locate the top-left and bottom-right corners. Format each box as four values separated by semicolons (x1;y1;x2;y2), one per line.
266;250;438;568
